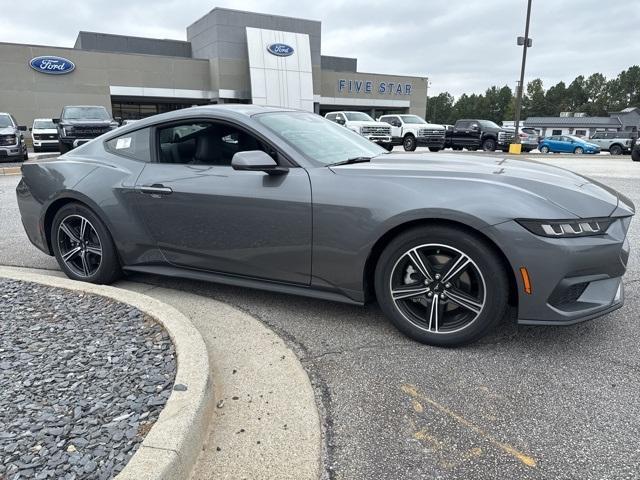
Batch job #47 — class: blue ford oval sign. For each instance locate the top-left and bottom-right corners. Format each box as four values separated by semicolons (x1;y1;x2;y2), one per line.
267;43;294;57
29;56;76;75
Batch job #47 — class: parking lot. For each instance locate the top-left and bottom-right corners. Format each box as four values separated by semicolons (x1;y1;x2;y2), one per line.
1;152;639;479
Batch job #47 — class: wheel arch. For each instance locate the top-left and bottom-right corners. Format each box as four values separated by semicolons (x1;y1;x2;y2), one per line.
363;218;518;309
43;194;114;255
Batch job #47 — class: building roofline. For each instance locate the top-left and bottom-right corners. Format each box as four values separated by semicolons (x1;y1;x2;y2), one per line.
76;31;190;44
188;7;320;28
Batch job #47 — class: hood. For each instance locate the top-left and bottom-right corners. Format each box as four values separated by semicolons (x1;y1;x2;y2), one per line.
330;153;625;218
348;120;388;128
0;126;17;135
32;128;57;134
60;119;114;126
419;123;445;130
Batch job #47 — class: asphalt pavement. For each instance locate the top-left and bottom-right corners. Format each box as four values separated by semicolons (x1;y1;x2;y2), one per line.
1;153;639;479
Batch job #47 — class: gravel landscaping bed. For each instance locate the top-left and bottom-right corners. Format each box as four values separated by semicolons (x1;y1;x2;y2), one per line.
0;279;176;480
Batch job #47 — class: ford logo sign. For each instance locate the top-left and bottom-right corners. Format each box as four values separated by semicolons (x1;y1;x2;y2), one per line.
267;43;294;57
29;56;76;75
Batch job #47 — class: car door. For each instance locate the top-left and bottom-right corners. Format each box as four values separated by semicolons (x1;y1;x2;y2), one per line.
133;118;313;285
559;136;574;152
453;121;470;146
381;116;402;138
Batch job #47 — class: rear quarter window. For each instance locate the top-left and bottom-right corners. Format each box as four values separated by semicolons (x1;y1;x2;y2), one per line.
105;128;151;162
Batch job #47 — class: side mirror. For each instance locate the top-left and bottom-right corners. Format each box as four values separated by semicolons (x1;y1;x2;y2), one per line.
231;150;288;175
18;125;27;131
52;118;60;124
392;121;401;127
336;118;345;125
470;125;480;131
114;116;122;125
29;127;33;132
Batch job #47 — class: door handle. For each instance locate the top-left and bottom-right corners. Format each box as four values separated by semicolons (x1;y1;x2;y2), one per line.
140;184;173;195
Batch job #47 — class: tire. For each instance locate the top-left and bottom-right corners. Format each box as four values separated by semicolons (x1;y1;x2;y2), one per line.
632;146;640;162
51;203;122;284
374;225;509;346
452;146;462;151
59;142;71;154
428;147;441;152
574;147;584;155
482;138;496;151
22;149;28;161
539;146;550;154
467;146;478;151
403;135;417;152
381;143;394;152
609;144;623;156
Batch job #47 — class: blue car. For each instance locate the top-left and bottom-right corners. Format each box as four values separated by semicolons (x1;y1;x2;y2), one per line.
538;135;601;154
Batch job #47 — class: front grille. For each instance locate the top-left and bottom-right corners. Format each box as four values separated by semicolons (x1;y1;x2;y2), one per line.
72;127;110;137
33;134;58;140
418;128;445;139
548;282;589;309
361;125;391;136
498;131;515;143
0;135;16;146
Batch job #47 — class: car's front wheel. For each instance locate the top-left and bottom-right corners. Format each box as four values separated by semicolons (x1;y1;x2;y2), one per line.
52;203;122;284
403;135;417;152
374;226;509;346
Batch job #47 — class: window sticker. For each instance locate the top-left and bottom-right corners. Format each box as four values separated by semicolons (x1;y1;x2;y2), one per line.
115;137;132;149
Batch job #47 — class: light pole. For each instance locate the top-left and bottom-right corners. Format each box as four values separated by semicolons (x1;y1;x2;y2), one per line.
513;0;533;146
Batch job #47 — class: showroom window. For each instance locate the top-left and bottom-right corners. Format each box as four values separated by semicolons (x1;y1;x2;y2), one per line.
156;122;268;166
552;129;562;136
105;128;151;162
575;129;587;137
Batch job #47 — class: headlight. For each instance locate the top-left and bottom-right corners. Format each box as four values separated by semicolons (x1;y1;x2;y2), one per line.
63;126;74;136
516;218;613;237
7;135;17;144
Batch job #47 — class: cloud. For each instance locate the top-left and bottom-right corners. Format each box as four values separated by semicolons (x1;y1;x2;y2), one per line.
0;0;637;97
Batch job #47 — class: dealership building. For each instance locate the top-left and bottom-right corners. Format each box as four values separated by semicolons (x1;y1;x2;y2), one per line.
0;7;428;127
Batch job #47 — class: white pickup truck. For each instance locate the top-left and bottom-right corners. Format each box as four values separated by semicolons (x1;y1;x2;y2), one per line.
378;114;446;151
325;111;393;150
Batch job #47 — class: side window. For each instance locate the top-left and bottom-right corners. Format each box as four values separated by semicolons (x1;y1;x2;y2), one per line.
105;128;151;162
456;121;470;129
591;132;602;139
156;122;268;166
325;113;337;122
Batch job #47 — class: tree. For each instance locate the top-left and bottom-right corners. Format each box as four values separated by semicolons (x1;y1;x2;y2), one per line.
522;78;546;117
545;81;568;116
583;73;609;115
566;75;588;112
426;92;454;124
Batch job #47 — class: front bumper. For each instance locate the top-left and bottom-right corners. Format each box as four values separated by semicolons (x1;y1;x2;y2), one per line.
0;145;24;159
416;137;446;148
366;136;392;144
486;216;632;326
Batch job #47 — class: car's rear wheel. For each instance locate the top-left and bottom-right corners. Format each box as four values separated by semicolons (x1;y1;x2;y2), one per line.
374;226;509;346
574;147;584;154
609;144;623;156
482;138;496;151
632;146;640;162
52;203;121;284
539;146;550;153
403;135;417;152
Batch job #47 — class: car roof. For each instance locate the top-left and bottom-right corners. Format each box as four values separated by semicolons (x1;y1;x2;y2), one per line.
103;104;301;136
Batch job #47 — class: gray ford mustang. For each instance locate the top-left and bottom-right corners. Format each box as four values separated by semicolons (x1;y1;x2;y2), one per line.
17;105;634;346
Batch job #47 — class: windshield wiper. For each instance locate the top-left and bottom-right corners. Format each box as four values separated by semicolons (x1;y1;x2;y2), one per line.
326;156;372;167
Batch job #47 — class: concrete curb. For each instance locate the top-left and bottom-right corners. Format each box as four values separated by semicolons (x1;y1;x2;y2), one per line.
0;166;21;176
0;266;214;480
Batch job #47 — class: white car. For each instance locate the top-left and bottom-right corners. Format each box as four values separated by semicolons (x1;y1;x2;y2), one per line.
325;111;393;150
31;118;59;152
378;114;446;152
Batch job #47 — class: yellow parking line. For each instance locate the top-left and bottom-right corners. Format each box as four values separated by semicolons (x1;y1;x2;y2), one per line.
401;384;537;468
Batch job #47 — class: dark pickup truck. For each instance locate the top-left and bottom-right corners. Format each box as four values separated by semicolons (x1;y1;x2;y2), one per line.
54;106;120;153
445;119;515;152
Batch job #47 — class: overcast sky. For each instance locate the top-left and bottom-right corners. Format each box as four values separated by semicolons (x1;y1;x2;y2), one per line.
1;0;637;97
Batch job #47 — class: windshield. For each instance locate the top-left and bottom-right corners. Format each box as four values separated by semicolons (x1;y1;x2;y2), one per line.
344;112;374;122
33;120;56;129
0;115;13;128
478;120;501;129
255;111;385;166
399;115;426;124
62;106;110;120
